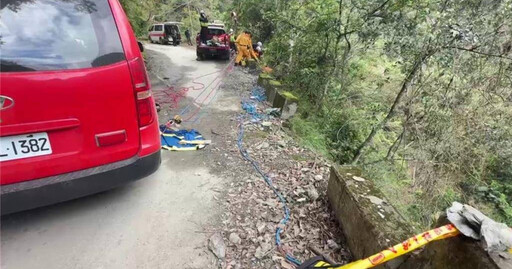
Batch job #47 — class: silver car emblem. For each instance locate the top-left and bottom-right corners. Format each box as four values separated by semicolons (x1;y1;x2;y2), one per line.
0;96;14;110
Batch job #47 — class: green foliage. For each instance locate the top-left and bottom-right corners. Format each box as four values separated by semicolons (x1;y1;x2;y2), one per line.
290;116;329;157
231;0;512;228
118;0;512;228
289;98;330;156
119;0;228;37
119;0;148;36
280;91;299;101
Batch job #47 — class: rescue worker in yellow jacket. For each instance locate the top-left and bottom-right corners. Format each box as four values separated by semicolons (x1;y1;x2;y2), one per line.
246;32;259;60
235;31;250;65
235;31;259;65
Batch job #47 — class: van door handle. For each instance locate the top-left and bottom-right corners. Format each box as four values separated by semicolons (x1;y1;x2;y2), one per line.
0;118;80;137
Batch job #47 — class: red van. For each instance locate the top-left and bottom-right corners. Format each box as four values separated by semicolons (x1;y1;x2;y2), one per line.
0;0;161;214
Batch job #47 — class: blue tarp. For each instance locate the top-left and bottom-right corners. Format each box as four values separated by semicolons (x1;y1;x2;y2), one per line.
250;86;266;102
160;126;207;151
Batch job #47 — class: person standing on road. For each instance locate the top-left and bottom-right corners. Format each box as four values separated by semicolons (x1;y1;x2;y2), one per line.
199;10;209;44
229;29;237;52
185;29;193;46
235;31;252;66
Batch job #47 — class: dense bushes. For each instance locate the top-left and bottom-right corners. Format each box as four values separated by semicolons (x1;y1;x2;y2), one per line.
232;0;512;228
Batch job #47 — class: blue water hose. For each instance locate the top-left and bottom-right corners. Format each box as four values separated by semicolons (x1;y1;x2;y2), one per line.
236;115;302;266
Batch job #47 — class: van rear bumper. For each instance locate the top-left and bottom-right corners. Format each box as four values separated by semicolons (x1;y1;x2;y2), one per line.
197;46;230;57
1;151;161;215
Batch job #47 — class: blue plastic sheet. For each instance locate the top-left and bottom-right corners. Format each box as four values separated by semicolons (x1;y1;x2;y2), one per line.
250;86;266;102
160;126;206;151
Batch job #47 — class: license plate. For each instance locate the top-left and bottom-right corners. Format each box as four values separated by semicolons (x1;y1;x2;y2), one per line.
0;132;52;162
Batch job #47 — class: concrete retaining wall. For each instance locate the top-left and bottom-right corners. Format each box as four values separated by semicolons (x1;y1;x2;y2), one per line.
327;165;412;269
257;74;298;119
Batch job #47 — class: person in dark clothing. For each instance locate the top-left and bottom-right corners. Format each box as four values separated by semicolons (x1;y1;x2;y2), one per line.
199;10;209;44
184;29;193;46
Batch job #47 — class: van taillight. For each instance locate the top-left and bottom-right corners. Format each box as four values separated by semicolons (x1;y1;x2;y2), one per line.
128;57;154;127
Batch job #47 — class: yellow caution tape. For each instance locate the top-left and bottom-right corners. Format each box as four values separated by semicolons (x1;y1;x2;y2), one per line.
304;224;512;269
161;145;205;151
161;133;184;139
335;224;460;269
178;139;211;145
300;224;458;269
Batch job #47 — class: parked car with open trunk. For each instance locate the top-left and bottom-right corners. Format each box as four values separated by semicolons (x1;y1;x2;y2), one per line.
196;23;231;60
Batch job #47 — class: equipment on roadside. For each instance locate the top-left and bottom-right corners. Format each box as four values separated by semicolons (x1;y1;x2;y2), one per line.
160;127;210;151
160;115;211;151
163;115;182;131
297;202;512;269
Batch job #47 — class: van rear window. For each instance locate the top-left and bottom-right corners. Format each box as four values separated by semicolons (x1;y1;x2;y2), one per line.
0;0;125;72
208;28;225;35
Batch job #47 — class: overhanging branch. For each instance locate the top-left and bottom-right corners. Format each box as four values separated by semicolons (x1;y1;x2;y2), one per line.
445;46;512;60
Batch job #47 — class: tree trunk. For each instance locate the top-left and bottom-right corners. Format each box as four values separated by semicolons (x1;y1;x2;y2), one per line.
351;53;429;164
386;128;404;160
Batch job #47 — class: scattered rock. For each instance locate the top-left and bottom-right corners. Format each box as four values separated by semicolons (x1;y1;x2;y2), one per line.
239;232;248;239
209;71;350;267
327;239;340;250
306;186;320;201
366;195;385;205
281;102;297;120
229;233;242;244
353;176;366;182
257;222;267;234
208;232;226;260
277;140;287;148
261;241;272;253
378;212;386;219
255;247;265;259
260;142;270;149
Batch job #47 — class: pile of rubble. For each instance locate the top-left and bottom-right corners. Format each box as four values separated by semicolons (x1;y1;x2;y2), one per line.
207;84;351;268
